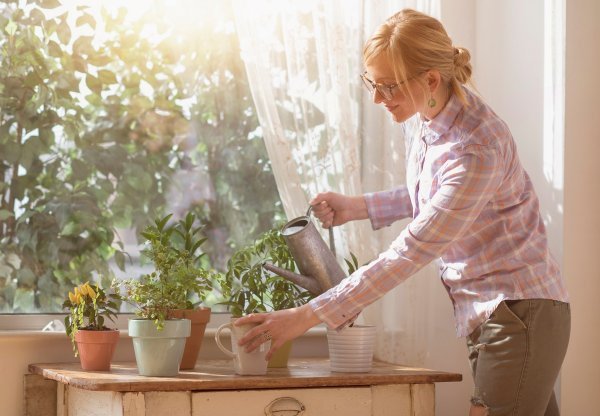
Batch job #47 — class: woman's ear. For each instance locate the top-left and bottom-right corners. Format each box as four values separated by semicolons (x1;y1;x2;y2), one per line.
426;70;442;93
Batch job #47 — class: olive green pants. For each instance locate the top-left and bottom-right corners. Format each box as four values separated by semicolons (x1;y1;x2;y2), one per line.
466;299;571;416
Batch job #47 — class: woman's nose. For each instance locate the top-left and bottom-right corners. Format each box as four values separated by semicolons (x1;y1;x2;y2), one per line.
372;89;385;104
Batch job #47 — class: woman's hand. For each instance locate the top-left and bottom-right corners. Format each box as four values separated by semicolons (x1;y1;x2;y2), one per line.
310;192;369;228
235;304;322;360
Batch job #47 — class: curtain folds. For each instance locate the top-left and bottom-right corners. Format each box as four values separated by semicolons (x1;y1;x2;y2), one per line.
233;0;441;365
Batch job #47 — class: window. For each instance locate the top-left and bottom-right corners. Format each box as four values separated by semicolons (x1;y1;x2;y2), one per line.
0;0;284;315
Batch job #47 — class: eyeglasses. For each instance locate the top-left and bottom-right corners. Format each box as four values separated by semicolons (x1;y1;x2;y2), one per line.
360;71;416;100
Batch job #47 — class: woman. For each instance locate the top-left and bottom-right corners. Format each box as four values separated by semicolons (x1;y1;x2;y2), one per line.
236;9;570;416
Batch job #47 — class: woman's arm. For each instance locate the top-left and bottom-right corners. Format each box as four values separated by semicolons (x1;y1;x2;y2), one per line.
364;186;413;229
310;186;413;229
311;146;503;329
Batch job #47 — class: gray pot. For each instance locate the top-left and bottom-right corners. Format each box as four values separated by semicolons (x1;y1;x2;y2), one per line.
128;318;191;376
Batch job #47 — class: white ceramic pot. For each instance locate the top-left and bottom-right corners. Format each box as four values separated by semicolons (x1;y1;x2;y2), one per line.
327;325;376;373
128;318;191;377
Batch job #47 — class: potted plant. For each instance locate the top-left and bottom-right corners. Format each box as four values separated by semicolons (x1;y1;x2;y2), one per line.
157;212;217;370
63;281;120;371
220;227;314;368
116;212;218;376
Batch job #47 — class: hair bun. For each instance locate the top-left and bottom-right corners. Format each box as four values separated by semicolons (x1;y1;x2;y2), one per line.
453;46;472;84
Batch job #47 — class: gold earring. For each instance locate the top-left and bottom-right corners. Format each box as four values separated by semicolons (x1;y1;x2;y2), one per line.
428;97;436;108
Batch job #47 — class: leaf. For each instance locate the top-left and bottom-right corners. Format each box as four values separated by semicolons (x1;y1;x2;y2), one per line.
114;251;126;271
24;71;44;88
38;0;62;9
71;157;90;179
57;20;71;45
88;54;112;67
72;55;88;73
97;69;117;84
29;8;45;25
13;288;35;312
3;141;21;164
17;268;36;286
156;213;173;231
76;13;96;29
61;221;79;236
47;40;62;58
6;253;21;270
72;36;94;56
0;264;13;278
85;74;102;94
0;210;13;221
5;20;17;36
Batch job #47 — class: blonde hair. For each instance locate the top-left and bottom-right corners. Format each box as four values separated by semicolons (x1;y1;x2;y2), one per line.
363;9;472;105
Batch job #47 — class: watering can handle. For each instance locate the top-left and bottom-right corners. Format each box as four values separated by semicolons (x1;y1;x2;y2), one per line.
306;205;337;258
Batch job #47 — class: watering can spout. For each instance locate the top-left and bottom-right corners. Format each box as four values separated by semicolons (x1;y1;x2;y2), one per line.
262;263;323;295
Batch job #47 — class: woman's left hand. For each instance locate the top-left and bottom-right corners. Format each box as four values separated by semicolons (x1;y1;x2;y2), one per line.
235;304;322;360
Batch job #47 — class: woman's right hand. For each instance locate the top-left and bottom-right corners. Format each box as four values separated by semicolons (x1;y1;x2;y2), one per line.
309;192;369;228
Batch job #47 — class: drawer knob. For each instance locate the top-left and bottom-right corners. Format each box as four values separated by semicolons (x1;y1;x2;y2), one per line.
264;396;306;415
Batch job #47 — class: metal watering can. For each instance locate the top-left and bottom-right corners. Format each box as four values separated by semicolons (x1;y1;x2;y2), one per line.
263;206;346;295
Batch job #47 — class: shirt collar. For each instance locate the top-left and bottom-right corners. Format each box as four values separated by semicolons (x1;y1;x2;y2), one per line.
421;91;463;144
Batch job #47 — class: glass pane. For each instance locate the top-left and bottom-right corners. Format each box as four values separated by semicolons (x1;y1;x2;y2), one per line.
0;0;284;313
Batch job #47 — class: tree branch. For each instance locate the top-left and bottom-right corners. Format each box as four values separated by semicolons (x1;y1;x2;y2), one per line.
6;123;22;240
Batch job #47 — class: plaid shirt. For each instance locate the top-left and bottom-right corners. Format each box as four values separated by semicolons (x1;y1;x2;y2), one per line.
309;87;569;337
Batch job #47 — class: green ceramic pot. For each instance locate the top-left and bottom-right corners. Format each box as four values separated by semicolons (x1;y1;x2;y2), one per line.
128;318;191;376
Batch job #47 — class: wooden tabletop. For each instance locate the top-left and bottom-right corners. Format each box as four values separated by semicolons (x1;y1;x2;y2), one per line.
29;359;462;392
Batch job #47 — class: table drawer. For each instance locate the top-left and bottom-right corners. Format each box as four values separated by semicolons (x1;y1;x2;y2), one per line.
192;385;419;416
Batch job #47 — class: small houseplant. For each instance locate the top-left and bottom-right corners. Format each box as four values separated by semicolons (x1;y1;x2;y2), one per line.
63;281;119;371
220;227;313;367
116;212;219;376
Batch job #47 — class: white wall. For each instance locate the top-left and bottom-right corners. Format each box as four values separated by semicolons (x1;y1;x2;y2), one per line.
473;0;560;262
443;1;600;415
561;0;600;413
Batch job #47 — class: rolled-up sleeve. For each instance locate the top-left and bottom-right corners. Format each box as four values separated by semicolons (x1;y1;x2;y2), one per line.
364;186;413;230
310;145;504;329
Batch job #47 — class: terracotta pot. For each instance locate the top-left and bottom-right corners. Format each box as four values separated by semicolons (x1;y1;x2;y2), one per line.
74;329;119;371
169;307;211;369
267;340;293;368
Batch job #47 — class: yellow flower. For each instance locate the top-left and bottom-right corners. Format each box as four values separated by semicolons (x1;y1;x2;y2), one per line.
85;283;97;299
73;286;84;304
68;291;77;304
79;285;87;296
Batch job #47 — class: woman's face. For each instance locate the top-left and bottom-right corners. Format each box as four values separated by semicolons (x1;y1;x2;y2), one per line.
364;53;426;123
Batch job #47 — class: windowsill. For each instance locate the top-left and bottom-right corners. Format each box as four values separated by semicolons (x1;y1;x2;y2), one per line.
0;323;328;339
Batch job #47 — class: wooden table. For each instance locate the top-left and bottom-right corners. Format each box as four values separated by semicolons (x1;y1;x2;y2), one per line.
28;359;462;416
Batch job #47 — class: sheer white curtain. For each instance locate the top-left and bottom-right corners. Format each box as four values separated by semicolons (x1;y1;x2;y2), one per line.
234;0;440;365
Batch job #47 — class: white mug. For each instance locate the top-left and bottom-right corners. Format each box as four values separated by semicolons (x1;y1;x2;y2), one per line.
215;318;271;375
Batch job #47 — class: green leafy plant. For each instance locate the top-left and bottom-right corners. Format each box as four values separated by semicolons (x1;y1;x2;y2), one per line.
220;227;313;317
62;281;119;356
116;213;219;329
345;252;360;275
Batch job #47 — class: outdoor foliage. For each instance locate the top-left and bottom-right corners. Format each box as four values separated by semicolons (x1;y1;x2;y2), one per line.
0;0;284;312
